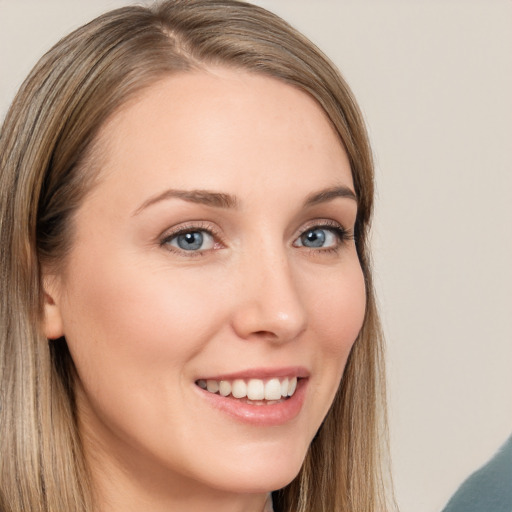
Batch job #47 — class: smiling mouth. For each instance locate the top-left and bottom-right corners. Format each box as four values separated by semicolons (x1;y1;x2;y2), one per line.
195;377;298;405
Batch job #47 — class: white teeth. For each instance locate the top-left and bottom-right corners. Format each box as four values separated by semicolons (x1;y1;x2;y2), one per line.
288;377;297;396
280;378;289;397
219;380;231;396
232;379;247;398
246;400;266;406
264;378;282;400
206;380;219;393
247;379;265;400
198;376;300;401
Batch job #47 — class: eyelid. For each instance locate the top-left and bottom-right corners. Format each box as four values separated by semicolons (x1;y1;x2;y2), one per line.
159;221;225;255
157;218;354;256
293;219;354;249
295;219;352;238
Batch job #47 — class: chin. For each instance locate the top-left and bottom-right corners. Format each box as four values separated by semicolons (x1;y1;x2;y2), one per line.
214;466;301;495
201;441;308;494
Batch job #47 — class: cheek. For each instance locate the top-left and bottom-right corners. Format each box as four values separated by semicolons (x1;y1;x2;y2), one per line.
57;249;227;427
296;258;366;436
307;261;366;357
61;261;224;371
58;258;229;451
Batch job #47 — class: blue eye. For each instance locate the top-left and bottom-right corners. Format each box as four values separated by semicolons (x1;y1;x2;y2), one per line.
167;230;215;251
295;226;342;249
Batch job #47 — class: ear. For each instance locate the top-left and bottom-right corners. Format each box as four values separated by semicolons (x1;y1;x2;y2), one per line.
43;276;64;340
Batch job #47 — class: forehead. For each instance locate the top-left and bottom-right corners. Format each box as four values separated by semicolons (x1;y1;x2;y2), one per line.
89;68;352;202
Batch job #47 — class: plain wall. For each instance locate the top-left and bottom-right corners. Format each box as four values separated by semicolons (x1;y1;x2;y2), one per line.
1;1;511;511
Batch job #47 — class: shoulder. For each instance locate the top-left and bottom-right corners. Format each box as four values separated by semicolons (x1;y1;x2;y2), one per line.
442;435;512;512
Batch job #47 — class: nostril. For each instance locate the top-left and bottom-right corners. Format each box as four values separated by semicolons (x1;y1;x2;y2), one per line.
253;330;278;338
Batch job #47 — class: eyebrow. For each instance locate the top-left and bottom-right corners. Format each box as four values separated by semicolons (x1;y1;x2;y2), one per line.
133;184;357;216
303;185;357;206
133;189;239;216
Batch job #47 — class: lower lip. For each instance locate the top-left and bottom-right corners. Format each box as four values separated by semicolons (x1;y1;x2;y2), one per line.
195;379;308;427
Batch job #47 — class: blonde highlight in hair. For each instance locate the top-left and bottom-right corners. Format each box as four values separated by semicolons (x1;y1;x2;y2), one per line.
0;1;392;511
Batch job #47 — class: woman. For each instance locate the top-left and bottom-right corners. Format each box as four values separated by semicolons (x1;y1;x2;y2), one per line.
0;1;391;511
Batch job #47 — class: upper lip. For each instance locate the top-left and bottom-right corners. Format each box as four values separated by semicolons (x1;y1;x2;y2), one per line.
197;366;310;381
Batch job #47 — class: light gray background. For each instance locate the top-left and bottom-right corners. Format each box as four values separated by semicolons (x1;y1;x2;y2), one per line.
1;1;511;511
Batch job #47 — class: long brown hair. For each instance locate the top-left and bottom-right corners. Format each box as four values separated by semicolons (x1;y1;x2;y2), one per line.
0;1;391;510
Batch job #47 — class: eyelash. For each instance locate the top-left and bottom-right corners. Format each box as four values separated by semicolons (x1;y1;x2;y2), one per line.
295;220;354;255
159;221;223;257
159;220;354;257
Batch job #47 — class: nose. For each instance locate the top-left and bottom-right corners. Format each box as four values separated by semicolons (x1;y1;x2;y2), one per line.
230;248;308;343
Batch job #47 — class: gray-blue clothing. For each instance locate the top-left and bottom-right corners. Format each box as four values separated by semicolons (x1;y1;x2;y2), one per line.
442;434;512;512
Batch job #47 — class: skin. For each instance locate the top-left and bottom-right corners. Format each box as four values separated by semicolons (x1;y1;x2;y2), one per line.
44;68;366;512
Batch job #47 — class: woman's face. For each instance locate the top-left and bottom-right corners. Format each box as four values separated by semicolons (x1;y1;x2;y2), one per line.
45;69;366;503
